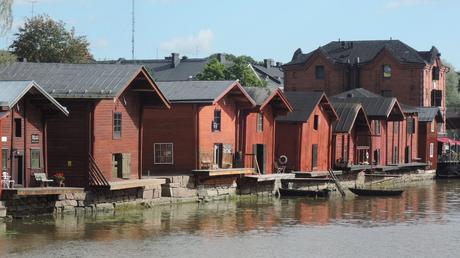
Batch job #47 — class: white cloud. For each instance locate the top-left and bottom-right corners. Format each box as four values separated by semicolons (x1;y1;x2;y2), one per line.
384;0;434;9
160;29;214;56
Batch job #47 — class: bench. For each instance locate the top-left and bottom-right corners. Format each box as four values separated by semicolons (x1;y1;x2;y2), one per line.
34;173;54;187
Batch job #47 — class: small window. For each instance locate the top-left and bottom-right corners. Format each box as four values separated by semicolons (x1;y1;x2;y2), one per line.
407;117;415;134
315;65;325;80
212;110;221;132
393;121;399;134
2;149;8;172
30;149;41;169
393;146;399;164
374;149;381;164
431;121;435;132
154;143;173;164
313;115;319;130
383;64;392;78
312;144;318;168
431;90;442;107
113;112;122;139
374;120;381;135
429;143;434;158
257;112;264;132
14;118;22;137
432;67;440;81
381;90;392;97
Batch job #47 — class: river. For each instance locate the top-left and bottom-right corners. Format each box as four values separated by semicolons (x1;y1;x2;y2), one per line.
1;180;460;258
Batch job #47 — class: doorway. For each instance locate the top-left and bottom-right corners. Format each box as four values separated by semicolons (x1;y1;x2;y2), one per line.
254;144;266;174
213;144;223;168
13;154;24;186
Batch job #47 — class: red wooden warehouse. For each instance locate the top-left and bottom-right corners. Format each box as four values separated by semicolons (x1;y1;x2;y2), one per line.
416;107;443;169
242;87;292;174
330;102;371;169
142;80;255;175
275;92;338;172
0;80;69;187
0;63;170;188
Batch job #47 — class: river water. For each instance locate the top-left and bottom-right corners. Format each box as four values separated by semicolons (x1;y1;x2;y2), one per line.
1;180;460;258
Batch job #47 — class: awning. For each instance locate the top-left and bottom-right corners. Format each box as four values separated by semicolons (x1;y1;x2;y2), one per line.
438;137;460;145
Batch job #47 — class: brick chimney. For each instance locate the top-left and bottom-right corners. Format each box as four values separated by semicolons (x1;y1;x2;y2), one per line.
171;53;180;67
264;59;274;68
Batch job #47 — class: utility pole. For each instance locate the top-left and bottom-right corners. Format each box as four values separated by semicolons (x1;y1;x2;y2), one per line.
30;0;38;17
131;0;135;60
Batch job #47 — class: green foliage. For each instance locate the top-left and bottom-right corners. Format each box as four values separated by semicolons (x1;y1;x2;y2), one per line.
197;54;266;87
10;15;93;63
0;50;16;63
444;60;460;107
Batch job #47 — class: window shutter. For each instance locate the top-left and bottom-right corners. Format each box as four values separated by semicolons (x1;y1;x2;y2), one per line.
312;144;318;168
122;153;131;179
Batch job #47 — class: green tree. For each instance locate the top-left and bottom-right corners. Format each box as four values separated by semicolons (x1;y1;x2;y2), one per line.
197;54;266;87
444;60;460;107
196;58;227;80
0;50;16;63
10;15;93;63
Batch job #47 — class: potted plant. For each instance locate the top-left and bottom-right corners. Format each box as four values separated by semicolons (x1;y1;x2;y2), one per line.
54;172;65;187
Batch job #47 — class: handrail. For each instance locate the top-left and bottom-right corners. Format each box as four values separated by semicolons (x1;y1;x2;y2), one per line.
88;153;110;187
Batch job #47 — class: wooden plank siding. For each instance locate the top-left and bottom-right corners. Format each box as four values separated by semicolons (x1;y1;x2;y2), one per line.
418;121;438;169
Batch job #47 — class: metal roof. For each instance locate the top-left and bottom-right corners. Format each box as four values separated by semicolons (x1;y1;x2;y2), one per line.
332;102;363;133
417;106;443;122
244;86;274;105
0;80;69;115
276;91;331;122
0;62;145;99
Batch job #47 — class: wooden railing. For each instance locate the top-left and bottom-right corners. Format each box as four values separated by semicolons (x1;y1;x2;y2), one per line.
88;153;110;187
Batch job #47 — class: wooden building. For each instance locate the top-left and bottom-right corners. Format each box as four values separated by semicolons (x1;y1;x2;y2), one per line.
275;92;338;172
416;107;443;169
331;102;371;168
0;80;69;187
332;89;412;166
142;80;255;175
242;87;292;174
0;63;170;188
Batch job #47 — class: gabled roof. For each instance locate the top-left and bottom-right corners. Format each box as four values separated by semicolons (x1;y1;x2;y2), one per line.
0;80;68;115
244;87;293;113
331;102;370;134
332;88;404;120
157;80;256;107
277;91;337;122
251;64;284;88
417;107;443;123
286;40;439;66
0;62;168;104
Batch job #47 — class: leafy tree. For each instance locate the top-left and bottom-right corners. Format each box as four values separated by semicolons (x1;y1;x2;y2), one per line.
197;54;266;87
10;15;93;63
0;50;16;63
196;58;227;80
444;60;460;107
0;0;13;35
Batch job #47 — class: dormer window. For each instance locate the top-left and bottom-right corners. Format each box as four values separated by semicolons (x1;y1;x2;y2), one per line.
383;64;392;78
432;67;440;81
315;65;325;80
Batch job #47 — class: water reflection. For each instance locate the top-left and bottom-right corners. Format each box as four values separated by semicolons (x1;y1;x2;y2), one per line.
1;180;460;257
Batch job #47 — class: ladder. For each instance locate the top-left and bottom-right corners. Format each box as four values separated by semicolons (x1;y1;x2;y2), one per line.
328;169;346;196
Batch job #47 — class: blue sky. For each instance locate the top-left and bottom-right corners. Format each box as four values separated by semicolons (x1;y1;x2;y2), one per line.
1;0;459;68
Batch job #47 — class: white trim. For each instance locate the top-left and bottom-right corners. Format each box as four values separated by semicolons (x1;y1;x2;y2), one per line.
429;143;434;158
154;143;174;165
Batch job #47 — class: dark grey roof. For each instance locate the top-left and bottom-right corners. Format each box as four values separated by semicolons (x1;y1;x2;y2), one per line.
332;95;397;118
243;86;274;106
333;88;381;98
276;91;325;122
287;40;437;66
417;107;443;122
332;102;362;133
0;80;68;115
0;62;144;99
400;103;419;114
157;80;237;103
251;64;284;88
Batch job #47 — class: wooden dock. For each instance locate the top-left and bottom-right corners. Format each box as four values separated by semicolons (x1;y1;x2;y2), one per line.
2;187;84;196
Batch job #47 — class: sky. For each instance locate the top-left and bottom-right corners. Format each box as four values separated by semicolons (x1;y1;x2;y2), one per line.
1;0;460;68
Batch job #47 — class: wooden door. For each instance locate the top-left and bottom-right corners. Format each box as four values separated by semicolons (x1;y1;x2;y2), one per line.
13;154;24;186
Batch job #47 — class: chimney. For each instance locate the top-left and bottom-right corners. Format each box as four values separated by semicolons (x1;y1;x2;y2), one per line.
171;53;180;67
276;62;283;67
217;53;226;63
264;59;274;68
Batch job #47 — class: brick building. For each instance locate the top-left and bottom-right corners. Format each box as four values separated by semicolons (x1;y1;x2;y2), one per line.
283;40;448;132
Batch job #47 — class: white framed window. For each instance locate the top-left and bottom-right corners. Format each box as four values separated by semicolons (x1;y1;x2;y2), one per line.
431;121;435;132
257;112;264;132
154;143;174;164
429;143;434;158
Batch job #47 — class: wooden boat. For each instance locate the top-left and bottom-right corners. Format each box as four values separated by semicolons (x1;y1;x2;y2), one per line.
348;187;404;196
279;188;330;198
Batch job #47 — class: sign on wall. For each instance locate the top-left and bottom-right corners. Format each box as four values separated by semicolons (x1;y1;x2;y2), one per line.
31;134;39;144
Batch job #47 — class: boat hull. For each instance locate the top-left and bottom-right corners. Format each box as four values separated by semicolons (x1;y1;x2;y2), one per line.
348;187;404;196
279;188;330;198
